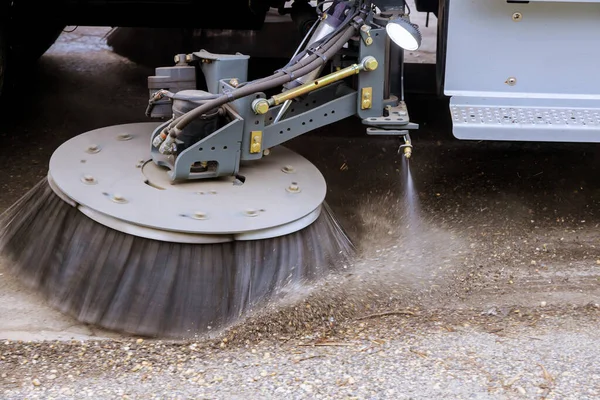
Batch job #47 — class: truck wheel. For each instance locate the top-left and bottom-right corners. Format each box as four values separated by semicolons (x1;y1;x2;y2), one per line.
11;26;64;63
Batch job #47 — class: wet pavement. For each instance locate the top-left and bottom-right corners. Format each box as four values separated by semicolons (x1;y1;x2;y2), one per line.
0;17;599;399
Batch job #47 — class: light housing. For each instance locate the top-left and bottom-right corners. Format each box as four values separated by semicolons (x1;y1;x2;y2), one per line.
386;17;422;51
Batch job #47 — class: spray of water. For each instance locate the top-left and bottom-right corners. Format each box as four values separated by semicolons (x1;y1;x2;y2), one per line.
401;156;422;233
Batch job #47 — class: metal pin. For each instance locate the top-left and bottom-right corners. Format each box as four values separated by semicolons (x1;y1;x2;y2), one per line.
273;100;293;124
282;165;295;173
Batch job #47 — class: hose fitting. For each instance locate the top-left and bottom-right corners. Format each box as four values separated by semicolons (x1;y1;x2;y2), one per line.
159;133;178;154
399;133;413;159
152;129;169;148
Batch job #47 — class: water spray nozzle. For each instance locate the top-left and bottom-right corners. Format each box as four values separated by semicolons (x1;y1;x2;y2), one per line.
399;133;413;159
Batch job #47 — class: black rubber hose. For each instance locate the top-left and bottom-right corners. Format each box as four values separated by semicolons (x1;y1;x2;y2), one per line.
236;7;360;90
234;24;351;90
167;23;359;135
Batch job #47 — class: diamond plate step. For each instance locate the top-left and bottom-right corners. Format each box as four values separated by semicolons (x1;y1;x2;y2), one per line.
450;98;600;143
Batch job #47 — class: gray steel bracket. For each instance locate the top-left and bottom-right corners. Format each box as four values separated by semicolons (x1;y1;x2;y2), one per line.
263;86;358;149
357;27;387;120
192;50;250;94
149;10;420;181
363;100;419;132
150;105;244;182
218;79;267;162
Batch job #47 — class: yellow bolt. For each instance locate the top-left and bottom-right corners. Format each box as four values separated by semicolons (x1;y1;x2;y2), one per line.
362;99;372;109
365;37;373;46
364;58;378;71
253;99;269;115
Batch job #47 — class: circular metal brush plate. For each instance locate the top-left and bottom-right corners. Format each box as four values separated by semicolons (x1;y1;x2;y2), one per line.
48;122;326;243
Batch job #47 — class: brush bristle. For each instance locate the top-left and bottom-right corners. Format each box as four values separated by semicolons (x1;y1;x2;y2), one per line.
0;179;354;338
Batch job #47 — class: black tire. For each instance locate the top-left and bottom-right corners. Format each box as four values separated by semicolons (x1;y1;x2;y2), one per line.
29;28;64;61
11;25;64;64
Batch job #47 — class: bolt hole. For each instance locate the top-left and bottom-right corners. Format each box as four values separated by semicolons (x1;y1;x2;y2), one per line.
255;94;261;99
199;147;203;151
269;117;273;121
80;160;86;163
255;120;260;125
309;119;313;123
302;122;306;125
223;146;228;150
385;118;391;121
279;131;284;134
305;103;309;107
211;147;215;150
312;100;317;104
259;209;266;212
287;128;291;131
331;110;335;114
324;113;328;117
291;181;298;185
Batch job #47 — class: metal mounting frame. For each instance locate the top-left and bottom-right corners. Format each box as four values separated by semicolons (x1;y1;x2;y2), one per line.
150;11;418;182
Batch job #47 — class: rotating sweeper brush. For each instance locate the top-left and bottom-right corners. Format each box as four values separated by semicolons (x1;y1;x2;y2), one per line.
0;0;420;337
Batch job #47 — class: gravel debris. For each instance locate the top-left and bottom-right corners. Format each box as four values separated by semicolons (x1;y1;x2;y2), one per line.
1;307;598;399
2;23;600;399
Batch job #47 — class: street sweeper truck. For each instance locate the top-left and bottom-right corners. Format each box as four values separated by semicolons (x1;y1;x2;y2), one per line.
1;0;599;338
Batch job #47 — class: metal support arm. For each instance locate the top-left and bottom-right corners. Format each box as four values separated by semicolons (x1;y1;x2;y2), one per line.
149;4;418;182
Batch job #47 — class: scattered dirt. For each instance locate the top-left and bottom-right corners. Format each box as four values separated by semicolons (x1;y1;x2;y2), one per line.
0;26;599;345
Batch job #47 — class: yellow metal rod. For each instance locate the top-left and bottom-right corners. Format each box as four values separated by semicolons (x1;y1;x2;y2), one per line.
268;56;377;106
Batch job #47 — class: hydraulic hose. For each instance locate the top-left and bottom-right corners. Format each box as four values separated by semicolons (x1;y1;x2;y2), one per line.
237;5;361;89
166;23;359;137
235;25;350;90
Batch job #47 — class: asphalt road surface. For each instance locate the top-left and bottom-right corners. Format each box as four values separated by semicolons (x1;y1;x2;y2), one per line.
0;21;599;400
